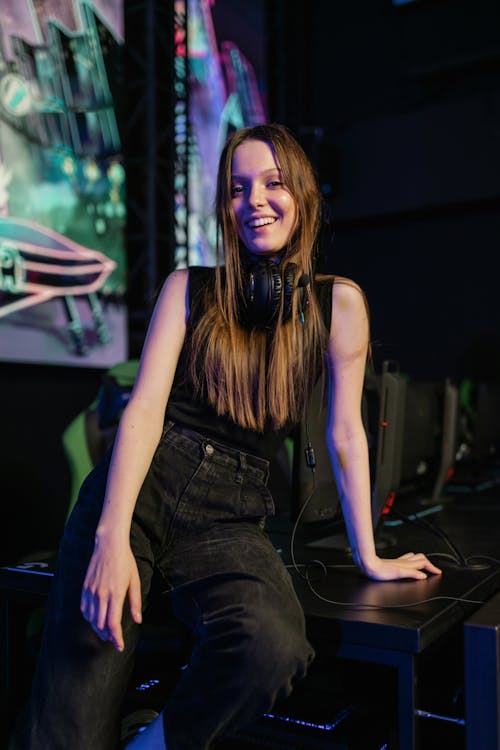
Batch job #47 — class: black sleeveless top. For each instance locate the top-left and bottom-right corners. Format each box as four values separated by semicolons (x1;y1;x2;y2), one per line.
165;266;334;460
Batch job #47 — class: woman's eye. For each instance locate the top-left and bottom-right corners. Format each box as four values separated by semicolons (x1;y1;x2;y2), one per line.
268;180;283;188
231;185;243;195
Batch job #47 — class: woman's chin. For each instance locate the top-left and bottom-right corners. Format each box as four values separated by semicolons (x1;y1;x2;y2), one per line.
245;247;286;262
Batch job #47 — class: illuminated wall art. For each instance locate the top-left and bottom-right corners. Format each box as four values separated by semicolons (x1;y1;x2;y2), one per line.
0;0;126;367
175;0;268;268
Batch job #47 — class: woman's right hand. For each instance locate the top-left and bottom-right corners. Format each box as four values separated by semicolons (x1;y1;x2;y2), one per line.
80;532;142;652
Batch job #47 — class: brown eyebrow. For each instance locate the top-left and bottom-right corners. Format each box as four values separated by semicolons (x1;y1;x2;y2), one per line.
231;168;282;181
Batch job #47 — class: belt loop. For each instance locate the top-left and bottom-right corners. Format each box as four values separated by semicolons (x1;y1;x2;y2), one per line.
236;451;246;483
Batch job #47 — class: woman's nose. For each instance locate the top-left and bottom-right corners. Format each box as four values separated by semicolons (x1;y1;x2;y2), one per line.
248;184;265;207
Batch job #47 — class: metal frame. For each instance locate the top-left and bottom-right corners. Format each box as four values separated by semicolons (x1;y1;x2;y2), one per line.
123;0;185;355
464;590;500;750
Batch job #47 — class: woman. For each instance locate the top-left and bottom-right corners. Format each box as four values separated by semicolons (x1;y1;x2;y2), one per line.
17;123;440;750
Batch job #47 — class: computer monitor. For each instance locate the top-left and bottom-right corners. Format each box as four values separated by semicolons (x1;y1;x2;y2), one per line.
290;361;459;548
475;382;500;461
290;365;392;531
445;380;500;496
431;379;459;502
396;377;459;505
370;362;406;529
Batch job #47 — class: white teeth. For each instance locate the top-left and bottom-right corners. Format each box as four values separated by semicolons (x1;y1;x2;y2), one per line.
248;217;277;228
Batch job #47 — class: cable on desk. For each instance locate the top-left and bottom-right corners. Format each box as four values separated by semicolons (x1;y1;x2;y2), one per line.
288;538;499;612
384;507;467;567
300;578;487;610
465;554;500;567
285;550;500;610
287;435;500;609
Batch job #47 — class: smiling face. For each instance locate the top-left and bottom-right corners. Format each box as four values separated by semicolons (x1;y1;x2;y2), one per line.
230;139;297;260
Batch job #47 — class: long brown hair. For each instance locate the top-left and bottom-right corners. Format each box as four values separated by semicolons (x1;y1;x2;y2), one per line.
189;123;330;432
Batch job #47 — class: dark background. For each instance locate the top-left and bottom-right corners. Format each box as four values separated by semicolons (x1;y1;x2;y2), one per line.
2;0;499;565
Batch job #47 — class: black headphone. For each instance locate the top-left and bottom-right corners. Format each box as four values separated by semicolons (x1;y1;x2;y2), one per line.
239;260;310;329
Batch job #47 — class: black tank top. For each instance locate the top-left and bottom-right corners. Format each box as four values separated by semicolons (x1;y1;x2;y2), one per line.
165;266;334;459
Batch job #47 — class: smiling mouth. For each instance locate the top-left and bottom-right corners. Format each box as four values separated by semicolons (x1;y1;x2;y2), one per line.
247;217;277;229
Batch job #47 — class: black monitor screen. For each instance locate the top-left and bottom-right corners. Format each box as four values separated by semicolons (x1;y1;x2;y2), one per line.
399;381;443;490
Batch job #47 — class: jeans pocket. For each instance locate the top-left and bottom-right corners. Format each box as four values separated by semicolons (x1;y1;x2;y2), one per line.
152;420;175;461
240;476;275;519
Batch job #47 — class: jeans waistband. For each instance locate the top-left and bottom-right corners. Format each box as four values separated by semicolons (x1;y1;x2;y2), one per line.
167;421;269;474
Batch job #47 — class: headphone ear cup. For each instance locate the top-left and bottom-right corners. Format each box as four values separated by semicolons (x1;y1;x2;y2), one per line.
241;261;282;328
282;263;297;322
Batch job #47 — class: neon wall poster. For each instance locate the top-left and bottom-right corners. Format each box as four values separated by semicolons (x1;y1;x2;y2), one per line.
0;0;126;367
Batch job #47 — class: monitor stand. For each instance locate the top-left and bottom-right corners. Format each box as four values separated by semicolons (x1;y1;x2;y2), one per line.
305;527;397;553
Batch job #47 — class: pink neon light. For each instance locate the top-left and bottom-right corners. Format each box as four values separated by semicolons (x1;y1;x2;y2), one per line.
0;217;117;319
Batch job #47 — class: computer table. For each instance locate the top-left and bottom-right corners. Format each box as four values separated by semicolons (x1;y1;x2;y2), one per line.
2;501;499;750
277;499;500;750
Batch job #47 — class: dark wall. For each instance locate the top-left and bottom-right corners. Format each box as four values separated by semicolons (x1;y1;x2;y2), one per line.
331;205;500;380
1;364;102;565
269;0;500;381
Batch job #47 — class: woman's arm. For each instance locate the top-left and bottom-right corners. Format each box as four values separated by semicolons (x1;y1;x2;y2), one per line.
81;268;189;649
326;280;441;581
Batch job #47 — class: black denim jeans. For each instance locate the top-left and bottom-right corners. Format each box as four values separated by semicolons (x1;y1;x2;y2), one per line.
16;422;314;750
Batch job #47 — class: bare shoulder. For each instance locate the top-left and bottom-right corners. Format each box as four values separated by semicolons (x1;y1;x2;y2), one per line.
140;268;190;347
154;268;189;317
162;267;189;295
131;268;189;404
328;276;370;360
331;275;369;318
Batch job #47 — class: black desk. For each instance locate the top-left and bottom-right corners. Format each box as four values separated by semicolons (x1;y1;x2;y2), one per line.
269;498;500;750
0;554;54;747
2;501;500;750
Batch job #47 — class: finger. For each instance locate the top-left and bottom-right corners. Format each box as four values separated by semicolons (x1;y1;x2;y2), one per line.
91;622;109;642
406;553;426;564
400;552;415;559
80;589;95;623
402;568;427;580
96;594;110;632
106;597;125;652
407;553;442;574
128;568;143;624
80;589;88;618
81;571;94;612
422;559;442;574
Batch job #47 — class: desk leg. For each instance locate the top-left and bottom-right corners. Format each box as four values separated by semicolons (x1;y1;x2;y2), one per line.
464;615;500;750
396;654;416;750
0;596;11;736
338;644;417;750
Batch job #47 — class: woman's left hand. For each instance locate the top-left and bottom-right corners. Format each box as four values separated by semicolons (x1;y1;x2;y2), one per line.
361;552;442;582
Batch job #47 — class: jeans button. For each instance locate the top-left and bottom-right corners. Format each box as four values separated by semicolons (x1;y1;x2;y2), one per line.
205;444;214;456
